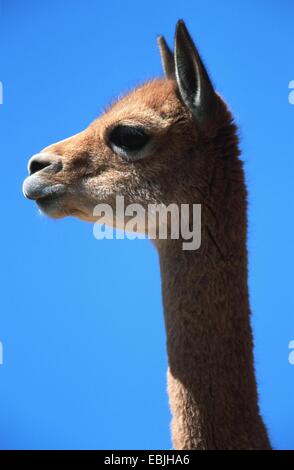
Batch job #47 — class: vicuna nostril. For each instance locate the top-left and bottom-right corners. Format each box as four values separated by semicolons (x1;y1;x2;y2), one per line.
29;160;49;175
28;154;62;175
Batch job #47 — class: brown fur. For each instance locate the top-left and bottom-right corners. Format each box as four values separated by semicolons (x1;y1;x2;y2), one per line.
23;23;271;449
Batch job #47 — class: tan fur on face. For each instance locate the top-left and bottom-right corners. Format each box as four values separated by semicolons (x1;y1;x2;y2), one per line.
35;79;228;224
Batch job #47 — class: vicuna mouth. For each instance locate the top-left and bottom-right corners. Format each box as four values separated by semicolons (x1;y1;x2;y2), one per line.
22;175;66;202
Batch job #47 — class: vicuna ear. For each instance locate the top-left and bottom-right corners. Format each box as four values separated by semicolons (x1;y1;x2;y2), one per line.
174;20;218;130
157;35;175;79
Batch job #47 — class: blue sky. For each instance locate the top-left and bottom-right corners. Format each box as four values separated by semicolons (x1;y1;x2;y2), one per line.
0;0;293;450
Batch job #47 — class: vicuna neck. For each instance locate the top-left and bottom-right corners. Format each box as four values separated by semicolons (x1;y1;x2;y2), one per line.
155;123;271;450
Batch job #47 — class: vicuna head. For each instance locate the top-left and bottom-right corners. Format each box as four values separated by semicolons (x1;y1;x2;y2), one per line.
23;20;237;237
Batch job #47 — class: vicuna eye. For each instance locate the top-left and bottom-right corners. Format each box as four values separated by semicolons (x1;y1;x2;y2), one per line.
108;125;150;154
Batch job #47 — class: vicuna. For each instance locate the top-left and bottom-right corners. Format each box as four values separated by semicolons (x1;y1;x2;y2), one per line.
23;20;271;450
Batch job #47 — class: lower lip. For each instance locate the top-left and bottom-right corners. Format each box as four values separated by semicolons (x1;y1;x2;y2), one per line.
35;187;67;211
36;193;62;207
